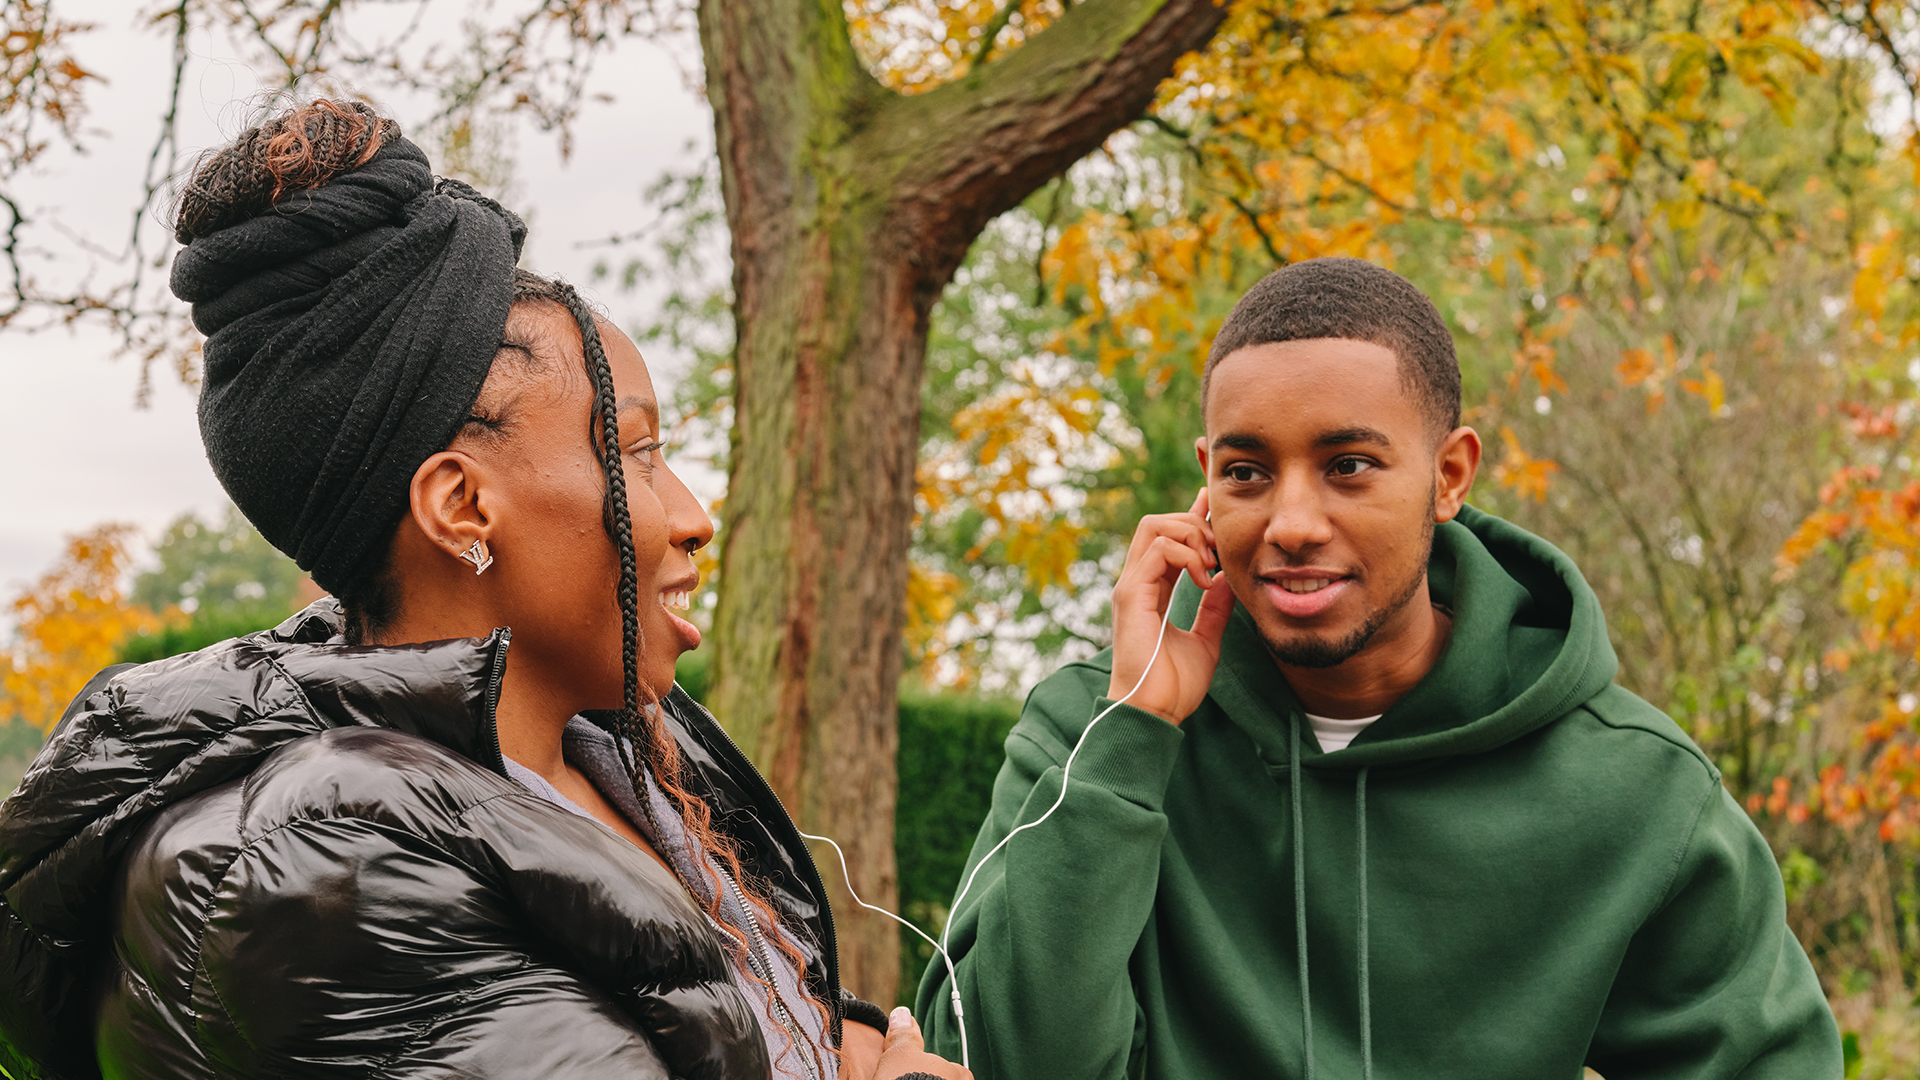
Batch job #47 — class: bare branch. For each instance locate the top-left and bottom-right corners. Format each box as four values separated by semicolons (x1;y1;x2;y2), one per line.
1137;111;1286;266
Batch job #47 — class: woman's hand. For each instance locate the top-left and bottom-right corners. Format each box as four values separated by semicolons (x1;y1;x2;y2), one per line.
1107;487;1236;725
840;1016;883;1079
873;1007;970;1080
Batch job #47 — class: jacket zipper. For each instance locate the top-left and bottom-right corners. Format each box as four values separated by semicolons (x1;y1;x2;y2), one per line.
480;628;512;776
483;639;840;1069
672;690;844;1043
631;746;827;1080
716;862;827;1080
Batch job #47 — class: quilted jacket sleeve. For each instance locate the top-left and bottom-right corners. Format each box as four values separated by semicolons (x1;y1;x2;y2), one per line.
160;727;768;1080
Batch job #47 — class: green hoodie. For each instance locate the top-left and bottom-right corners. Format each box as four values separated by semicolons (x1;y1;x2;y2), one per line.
916;506;1839;1080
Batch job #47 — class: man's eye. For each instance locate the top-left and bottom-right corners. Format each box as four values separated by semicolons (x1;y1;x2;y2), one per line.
1224;464;1263;483
630;440;664;467
1330;457;1374;478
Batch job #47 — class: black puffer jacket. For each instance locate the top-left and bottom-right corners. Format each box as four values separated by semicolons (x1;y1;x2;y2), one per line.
0;601;852;1080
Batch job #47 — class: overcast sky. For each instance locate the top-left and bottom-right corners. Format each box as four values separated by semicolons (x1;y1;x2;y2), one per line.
0;1;719;604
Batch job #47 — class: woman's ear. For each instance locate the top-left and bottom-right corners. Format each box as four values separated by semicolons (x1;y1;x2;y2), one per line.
409;450;492;564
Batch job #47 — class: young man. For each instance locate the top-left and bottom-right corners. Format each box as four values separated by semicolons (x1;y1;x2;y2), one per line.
916;258;1839;1079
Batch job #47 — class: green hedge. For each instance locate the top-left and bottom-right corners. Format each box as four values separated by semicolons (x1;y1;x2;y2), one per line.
894;688;1018;999
0;721;49;799
115;607;295;664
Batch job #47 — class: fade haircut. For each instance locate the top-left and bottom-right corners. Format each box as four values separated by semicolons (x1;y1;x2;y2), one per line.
1203;257;1460;437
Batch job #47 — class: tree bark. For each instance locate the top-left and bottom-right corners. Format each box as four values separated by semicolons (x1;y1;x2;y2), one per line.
698;0;1228;1005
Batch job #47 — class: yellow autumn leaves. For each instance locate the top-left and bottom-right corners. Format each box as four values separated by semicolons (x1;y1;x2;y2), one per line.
0;525;161;733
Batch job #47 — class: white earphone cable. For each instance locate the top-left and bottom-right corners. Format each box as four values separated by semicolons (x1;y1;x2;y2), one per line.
798;829;971;1065
799;587;1182;1071
938;595;1177;952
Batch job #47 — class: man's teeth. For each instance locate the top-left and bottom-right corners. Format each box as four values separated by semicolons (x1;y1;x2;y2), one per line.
1279;578;1335;594
662;591;691;611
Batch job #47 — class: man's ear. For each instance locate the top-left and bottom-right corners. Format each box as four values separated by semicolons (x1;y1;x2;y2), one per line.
409;450;491;560
1194;435;1210;480
1433;426;1482;524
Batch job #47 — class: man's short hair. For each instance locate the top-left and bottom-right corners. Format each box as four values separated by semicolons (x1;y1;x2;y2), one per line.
1203;257;1460;436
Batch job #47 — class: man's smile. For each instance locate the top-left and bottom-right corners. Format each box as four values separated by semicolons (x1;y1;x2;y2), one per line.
1256;569;1352;618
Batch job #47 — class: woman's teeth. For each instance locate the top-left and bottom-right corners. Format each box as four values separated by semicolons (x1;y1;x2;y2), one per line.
662;591;692;611
1279;578;1335;594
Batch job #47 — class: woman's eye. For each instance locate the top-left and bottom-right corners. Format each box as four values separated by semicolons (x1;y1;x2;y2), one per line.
630;440;664;470
1329;457;1375;478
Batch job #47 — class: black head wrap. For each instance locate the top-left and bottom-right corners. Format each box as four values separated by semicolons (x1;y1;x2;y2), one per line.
170;135;527;596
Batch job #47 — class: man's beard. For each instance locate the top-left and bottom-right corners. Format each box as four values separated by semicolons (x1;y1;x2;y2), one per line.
1263;498;1437;671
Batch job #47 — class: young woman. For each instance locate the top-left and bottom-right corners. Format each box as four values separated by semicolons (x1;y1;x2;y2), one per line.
0;100;965;1080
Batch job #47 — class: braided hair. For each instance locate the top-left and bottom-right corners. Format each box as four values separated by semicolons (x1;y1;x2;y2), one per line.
515;271;836;1069
176;99;398;242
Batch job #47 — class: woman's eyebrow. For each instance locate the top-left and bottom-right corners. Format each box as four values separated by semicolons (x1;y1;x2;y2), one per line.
616;396;659;427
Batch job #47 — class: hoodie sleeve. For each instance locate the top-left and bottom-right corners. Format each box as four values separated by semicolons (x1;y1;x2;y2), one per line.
916;663;1183;1080
1585;784;1842;1078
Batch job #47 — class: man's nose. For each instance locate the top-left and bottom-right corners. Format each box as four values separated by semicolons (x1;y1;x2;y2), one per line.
1264;470;1334;553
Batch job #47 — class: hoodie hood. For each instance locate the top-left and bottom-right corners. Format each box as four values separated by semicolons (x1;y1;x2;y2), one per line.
1192;503;1619;770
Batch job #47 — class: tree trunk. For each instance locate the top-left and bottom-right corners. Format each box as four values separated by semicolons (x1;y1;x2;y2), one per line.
698;0;1229;1005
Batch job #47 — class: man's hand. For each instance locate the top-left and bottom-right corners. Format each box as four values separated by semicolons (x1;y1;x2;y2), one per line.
874;1007;970;1080
1107;487;1235;726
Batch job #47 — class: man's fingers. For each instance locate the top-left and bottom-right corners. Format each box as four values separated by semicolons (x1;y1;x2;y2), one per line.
1128;517;1212;562
1126;535;1212;595
1126;509;1216;571
1187;572;1236;648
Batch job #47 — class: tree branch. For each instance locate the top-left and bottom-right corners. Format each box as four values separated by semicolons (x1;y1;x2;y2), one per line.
1138;111;1286;266
868;0;1231;279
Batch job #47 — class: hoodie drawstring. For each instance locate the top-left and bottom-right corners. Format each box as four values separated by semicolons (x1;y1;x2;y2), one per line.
1289;713;1314;1080
1356;765;1373;1080
1288;715;1377;1080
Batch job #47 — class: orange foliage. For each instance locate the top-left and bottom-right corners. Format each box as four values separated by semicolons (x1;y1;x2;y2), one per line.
918;363;1104;598
879;0;1841;509
0;525;165;732
1764;398;1920;841
905;562;964;659
1493;426;1560;503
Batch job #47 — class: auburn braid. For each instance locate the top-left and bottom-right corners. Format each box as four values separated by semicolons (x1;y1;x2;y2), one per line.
543;277;835;1066
176;99;398;242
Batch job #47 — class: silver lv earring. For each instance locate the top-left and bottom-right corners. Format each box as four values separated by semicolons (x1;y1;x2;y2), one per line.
458;539;494;575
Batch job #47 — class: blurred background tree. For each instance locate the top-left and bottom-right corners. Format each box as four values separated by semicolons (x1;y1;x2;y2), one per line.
0;524;158;735
118;507;309;662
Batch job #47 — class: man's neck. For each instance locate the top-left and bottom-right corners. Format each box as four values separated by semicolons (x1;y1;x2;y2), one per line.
1277;589;1453;720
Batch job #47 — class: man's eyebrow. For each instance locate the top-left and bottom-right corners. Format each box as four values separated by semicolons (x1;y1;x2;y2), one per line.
1314;426;1391;449
1211;432;1267;452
